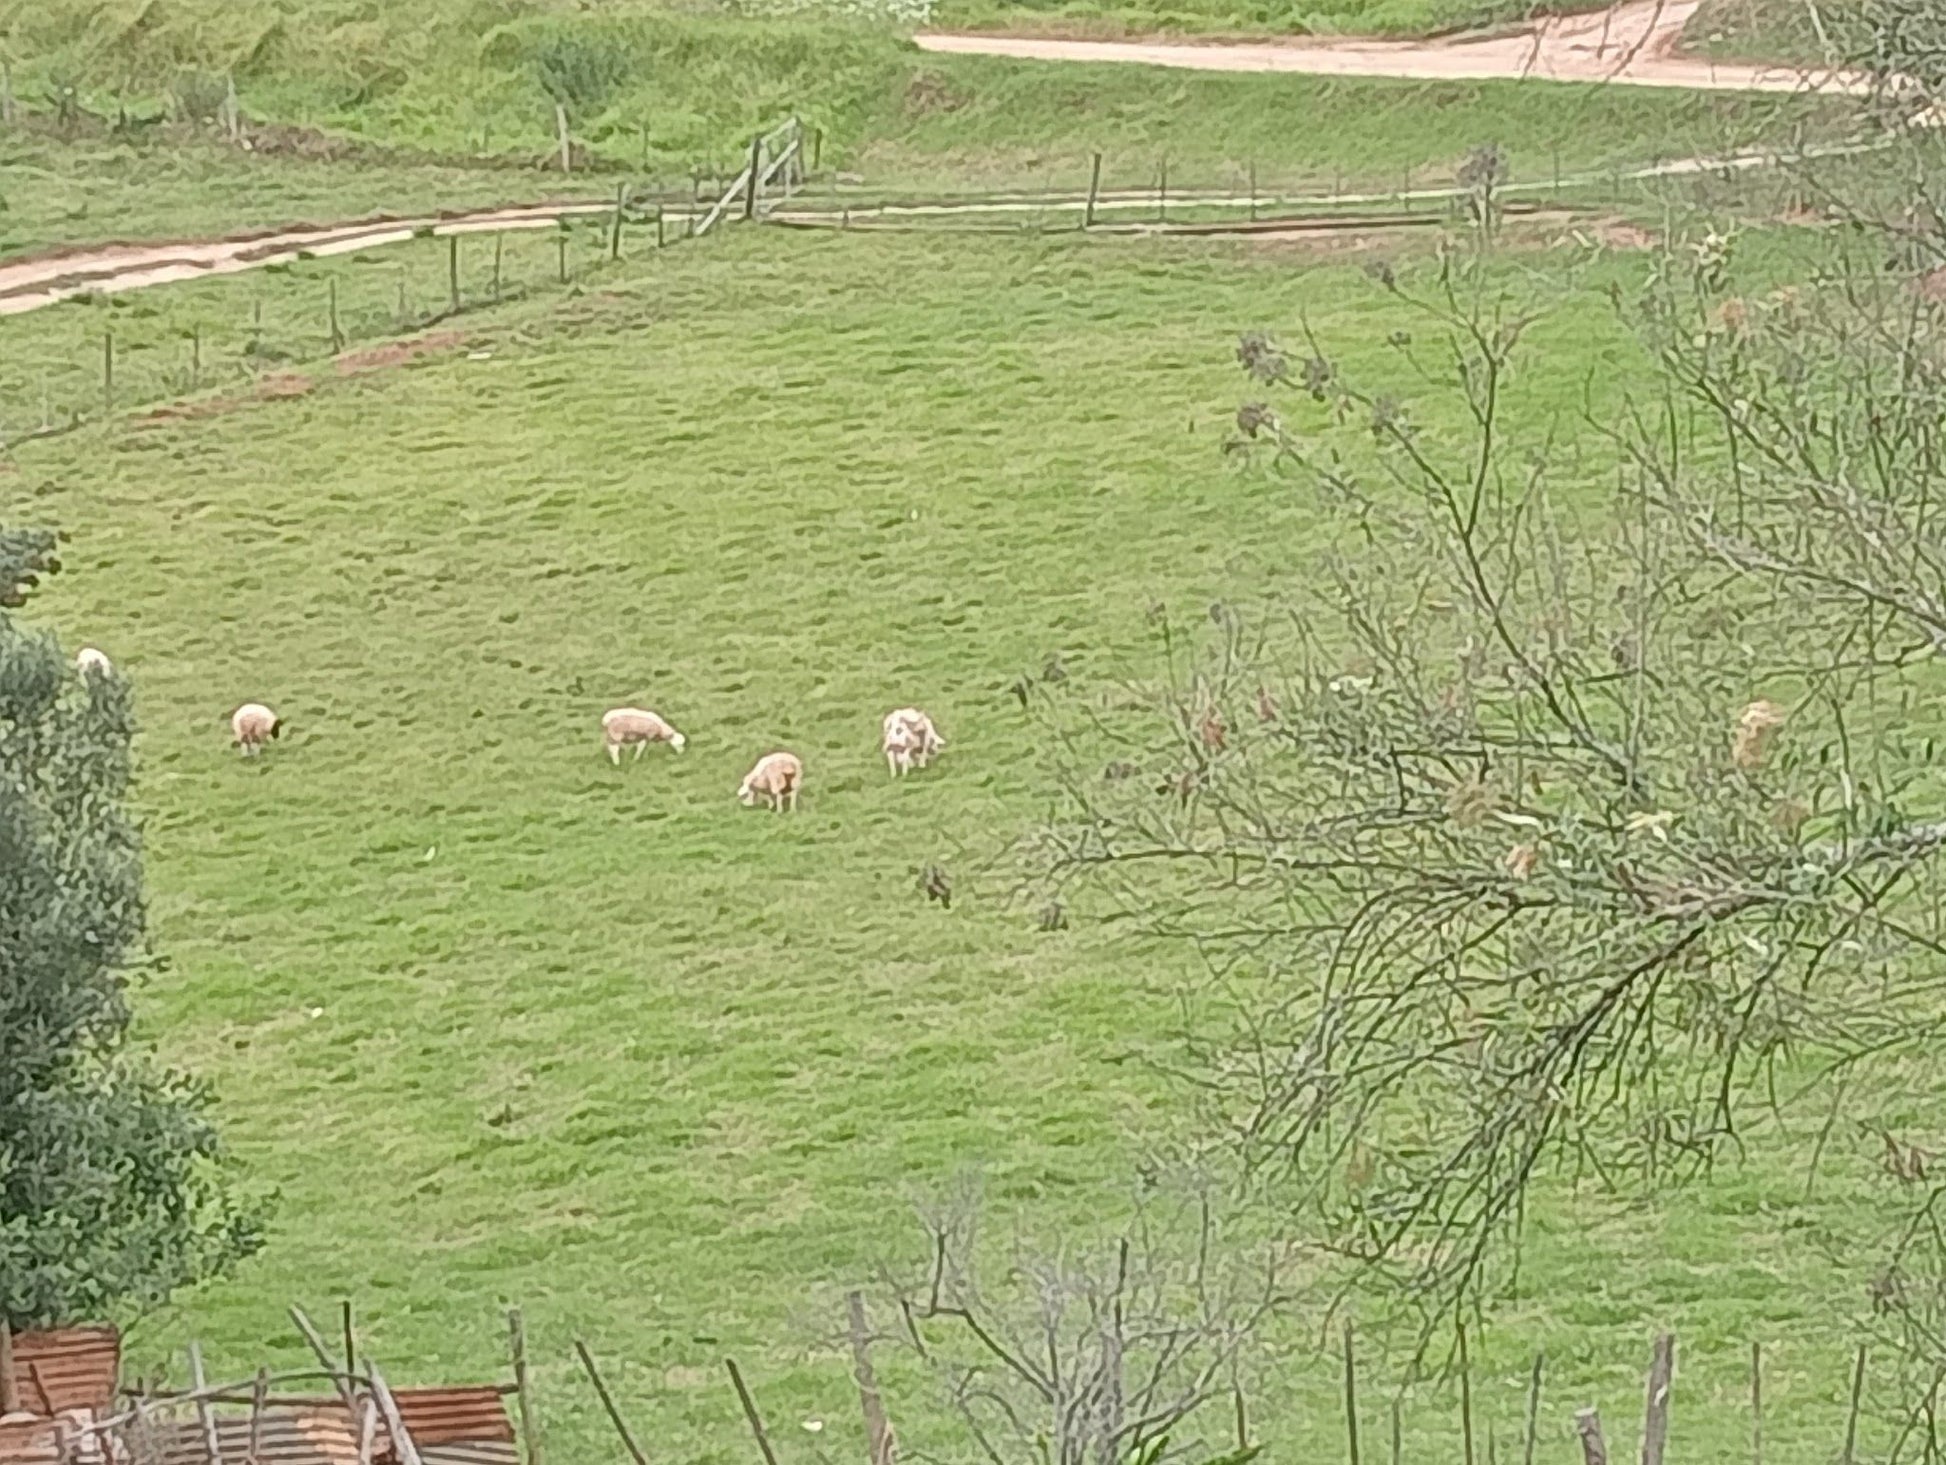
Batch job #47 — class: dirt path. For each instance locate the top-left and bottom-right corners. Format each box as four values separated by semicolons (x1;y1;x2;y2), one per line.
0;200;624;318
917;0;1869;94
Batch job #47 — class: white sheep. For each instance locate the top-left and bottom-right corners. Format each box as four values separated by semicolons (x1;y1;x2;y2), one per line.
738;751;803;812
75;646;113;677
882;707;944;776
602;707;687;764
230;702;282;756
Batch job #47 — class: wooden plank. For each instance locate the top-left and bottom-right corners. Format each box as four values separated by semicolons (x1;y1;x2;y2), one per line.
355;1396;377;1465
289;1306;357;1412
190;1342;224;1465
368;1364;424;1465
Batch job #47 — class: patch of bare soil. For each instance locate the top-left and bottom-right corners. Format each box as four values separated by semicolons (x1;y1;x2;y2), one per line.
333;330;469;374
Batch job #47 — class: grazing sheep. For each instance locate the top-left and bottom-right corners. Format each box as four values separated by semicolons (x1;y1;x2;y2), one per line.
882;707;944;776
230;702;282;756
1732;698;1787;771
738;751;803;812
75;646;112;677
602;707;687;764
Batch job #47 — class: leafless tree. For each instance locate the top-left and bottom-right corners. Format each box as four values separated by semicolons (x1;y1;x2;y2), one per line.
1026;94;1946;1351
882;1183;1288;1465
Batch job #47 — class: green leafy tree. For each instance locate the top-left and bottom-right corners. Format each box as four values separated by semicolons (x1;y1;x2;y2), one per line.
0;526;262;1328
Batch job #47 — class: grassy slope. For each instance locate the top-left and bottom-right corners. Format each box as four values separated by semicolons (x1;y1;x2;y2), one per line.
1682;0;1839;65
3;227;1919;1463
1;61;1837;265
0;0;1841;204
0;127;575;258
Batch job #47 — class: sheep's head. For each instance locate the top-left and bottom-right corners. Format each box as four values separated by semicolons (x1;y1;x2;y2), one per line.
737;778;758;805
670;731;687;752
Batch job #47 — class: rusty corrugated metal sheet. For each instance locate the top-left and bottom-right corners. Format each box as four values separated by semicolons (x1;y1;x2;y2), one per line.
155;1408;361;1465
390;1389;514;1448
10;1328;120;1416
419;1444;517;1465
0;1418;62;1465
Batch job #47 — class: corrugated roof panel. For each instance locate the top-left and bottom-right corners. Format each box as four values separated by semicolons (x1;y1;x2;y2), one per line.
155;1408;362;1465
420;1443;518;1465
390;1390;514;1447
10;1329;120;1416
0;1419;63;1465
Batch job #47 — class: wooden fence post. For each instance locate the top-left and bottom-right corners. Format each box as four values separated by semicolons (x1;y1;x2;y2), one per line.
102;330;114;415
1389;1399;1401;1465
811;126;823;173
327;278;343;353
1084;152;1102;229
744;134;763;219
847;1293;895;1465
656;207;666;249
610;183;626;260
0;1320;19;1415
447;236;460;312
725;1359;780;1465
556;103;572;173
1458;1322;1476;1465
1343;1322;1361;1465
249;1368;268;1465
556;232;568;285
1248;160;1257;221
224;74;241;142
1156;157;1167;223
1749;1342;1762;1465
509;1310;542;1465
492;235;504;300
1521;1352;1543;1465
1641;1334;1674;1465
190;325;202;390
189;1343;222;1465
1841;1345;1866;1465
1575;1409;1608;1465
574;1341;647;1465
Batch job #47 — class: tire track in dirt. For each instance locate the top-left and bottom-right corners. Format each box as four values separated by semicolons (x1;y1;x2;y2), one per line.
0;201;618;318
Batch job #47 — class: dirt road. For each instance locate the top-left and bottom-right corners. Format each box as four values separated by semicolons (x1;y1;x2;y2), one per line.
916;0;1868;94
0;201;622;318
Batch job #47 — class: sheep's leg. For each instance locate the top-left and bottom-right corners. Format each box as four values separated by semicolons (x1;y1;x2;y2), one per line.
633;741;646;762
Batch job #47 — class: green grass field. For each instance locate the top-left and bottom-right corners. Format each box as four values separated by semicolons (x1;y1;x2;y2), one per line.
2;223;1924;1464
0;0;1847;199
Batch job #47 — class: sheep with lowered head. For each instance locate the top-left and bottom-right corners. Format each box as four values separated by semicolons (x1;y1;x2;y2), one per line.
738;751;803;812
602;707;687;764
230;702;282;756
